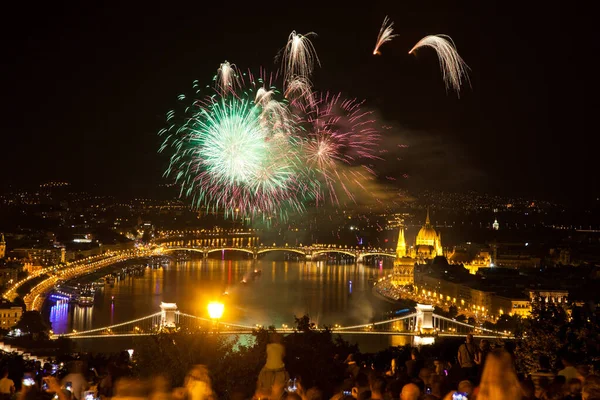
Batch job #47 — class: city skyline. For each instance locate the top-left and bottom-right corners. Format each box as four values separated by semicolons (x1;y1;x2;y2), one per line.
1;2;595;204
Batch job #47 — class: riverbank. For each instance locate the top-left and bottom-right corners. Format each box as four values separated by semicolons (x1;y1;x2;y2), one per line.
372;278;417;314
23;250;150;310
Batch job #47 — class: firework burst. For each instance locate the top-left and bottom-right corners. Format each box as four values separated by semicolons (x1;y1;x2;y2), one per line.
159;72;307;219
280;31;320;88
373;16;398;55
284;76;315;107
409;34;470;95
160;31;383;220
216;61;238;94
296;93;381;204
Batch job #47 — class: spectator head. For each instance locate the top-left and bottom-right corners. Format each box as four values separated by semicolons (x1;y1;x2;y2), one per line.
457;380;474;396
43;363;52;373
430;381;444;399
466;334;473;344
433;360;444;376
152;375;170;394
357;390;371;400
543;383;567;400
351;373;369;399
520;378;535;399
305;387;322;400
477;349;521;400
117;351;130;365
285;393;302;400
269;332;282;344
385;379;403;400
113;378;148;399
370;377;386;397
583;375;600;400
354;373;369;389
186;365;211;385
410;348;420;360
418;368;432;385
480;339;491;352
400;383;420;400
1;368;8;378
69;360;85;373
561;354;575;367
569;378;582;395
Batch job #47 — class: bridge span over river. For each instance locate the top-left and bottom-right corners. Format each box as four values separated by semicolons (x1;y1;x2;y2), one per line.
156;243;396;262
53;303;514;346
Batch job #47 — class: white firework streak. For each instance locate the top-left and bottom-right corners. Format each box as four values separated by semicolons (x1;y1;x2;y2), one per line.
373;16;398;55
285;76;315;107
409;34;471;96
216;61;239;94
281;31;320;88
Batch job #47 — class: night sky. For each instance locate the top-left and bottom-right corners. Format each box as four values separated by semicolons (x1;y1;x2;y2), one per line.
1;2;595;202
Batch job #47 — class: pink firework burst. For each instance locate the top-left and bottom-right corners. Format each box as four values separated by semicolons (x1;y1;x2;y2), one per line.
295;92;381;204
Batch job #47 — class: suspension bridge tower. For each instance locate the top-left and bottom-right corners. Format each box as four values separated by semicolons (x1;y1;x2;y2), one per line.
160;302;179;329
412;303;436;346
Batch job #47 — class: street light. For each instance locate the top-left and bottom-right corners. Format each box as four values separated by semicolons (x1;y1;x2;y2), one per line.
207;301;224;328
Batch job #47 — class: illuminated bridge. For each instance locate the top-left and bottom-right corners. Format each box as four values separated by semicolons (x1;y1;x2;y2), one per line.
52;303;514;345
155;242;396;263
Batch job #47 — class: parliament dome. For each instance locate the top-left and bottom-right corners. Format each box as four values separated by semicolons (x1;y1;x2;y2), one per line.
415;209;439;247
417;225;438;244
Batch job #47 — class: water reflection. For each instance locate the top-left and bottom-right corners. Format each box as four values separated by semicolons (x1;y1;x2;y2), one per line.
73;305;94;332
49;301;69;333
48;259;390;334
49;301;94;334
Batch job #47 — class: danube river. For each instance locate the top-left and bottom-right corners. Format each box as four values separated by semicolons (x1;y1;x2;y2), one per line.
45;258;404;340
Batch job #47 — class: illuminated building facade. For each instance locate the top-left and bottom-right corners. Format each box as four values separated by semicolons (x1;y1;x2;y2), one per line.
391;211;444;286
392;228;415;286
0;234;5;259
0;303;22;329
414;268;536;318
492;295;531;317
407;210;443;262
447;246;492;275
11;246;66;267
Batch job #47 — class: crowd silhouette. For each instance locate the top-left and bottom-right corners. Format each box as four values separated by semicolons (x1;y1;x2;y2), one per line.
1;332;599;400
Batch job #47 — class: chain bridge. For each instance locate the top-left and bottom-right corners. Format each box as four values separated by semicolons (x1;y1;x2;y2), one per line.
155;242;396;263
53;303;514;345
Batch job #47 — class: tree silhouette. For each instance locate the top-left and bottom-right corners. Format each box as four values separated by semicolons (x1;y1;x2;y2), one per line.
13;297;26;312
14;311;51;339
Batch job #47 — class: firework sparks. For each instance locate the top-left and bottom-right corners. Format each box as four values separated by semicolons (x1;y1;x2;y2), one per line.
160;30;384;220
285;76;315;107
281;31;320;87
159;73;306;219
297;92;381;204
373;16;398;55
409;34;470;95
216;61;238;93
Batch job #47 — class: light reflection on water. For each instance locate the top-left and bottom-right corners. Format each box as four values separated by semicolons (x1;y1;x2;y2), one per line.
48;259;392;335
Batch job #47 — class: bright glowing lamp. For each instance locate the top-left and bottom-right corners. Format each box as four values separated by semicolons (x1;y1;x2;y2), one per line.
208;301;224;320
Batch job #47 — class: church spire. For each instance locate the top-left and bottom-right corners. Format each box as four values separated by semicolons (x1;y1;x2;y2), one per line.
396;227;407;257
0;233;5;259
